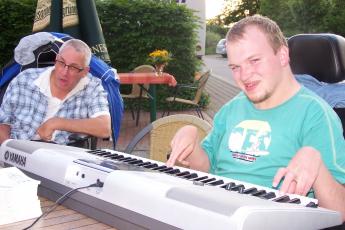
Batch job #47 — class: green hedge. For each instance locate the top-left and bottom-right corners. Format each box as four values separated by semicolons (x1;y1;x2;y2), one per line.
0;0;36;67
96;0;207;110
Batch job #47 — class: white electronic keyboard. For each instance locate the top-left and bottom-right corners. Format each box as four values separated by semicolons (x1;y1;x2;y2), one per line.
0;139;342;230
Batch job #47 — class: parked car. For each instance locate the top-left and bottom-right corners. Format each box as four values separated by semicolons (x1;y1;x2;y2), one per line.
216;38;227;58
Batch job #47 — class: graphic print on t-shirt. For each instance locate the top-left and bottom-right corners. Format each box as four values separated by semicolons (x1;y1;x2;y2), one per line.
228;120;271;163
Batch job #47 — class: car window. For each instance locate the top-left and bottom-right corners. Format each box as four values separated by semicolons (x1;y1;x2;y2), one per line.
217;39;226;46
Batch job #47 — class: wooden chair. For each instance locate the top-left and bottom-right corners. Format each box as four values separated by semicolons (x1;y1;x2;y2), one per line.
163;70;211;119
124;114;212;163
121;65;155;126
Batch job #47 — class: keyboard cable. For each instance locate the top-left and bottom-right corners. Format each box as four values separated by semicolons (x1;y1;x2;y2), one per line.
23;180;104;230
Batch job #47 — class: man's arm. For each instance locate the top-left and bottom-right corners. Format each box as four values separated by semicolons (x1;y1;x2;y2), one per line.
313;163;345;221
36;115;111;141
166;125;210;172
0;124;10;144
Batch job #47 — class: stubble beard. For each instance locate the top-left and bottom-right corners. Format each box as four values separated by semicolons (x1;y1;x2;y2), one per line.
246;90;272;105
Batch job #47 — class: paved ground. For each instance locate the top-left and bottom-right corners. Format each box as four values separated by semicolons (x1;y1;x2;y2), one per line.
203;54;235;84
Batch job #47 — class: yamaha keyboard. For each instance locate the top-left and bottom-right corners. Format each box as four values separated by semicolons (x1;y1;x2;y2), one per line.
0;139;342;230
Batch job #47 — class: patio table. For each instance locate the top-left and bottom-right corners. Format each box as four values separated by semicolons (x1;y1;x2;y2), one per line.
118;72;177;121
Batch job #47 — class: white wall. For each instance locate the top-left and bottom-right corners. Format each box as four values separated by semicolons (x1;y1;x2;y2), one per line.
176;0;206;57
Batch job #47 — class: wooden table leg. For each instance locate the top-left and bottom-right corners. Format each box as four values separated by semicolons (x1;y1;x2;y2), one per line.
149;85;157;122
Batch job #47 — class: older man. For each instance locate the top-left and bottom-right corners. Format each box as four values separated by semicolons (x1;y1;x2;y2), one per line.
0;39;111;145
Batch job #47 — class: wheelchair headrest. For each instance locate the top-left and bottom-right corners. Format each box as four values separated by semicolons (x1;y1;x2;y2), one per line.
288;33;345;83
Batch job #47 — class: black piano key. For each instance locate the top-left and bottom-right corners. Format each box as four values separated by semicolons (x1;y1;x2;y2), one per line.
222;182;236;190
127;159;144;165
208;180;224;186
122;157;135;162
238;186;245;194
243;187;258;194
109;154;120;159
193;176;208;181
272;195;290;203
176;171;190;177
230;184;245;192
260;192;276;199
118;157;132;161
306;202;318;208
201;178;217;183
102;153;117;158
137;162;151;167
143;163;159;169
91;151;104;156
166;169;181;174
184;173;198;179
112;155;125;160
97;151;112;156
88;149;101;154
121;157;133;162
287;198;301;204
151;165;167;171
158;167;173;172
123;158;139;163
163;168;178;173
251;190;266;197
87;149;103;154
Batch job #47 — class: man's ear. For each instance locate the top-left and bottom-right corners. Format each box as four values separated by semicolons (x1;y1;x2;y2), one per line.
278;46;290;66
81;66;90;77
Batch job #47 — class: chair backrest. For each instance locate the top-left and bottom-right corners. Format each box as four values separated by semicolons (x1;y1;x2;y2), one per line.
193;70;211;104
150;114;212;162
288;33;345;83
288;33;345;137
130;65;155;97
124;114;212;162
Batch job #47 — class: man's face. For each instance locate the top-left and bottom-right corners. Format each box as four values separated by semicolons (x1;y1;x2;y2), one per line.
227;26;287;108
52;46;89;94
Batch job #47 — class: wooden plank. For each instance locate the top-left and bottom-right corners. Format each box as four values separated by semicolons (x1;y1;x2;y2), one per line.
204;75;240;118
0;198;117;230
73;222;114;230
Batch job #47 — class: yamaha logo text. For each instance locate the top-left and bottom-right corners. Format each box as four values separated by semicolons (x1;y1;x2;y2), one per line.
4;150;26;167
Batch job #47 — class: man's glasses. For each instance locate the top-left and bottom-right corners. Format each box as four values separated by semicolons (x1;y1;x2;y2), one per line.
55;59;84;74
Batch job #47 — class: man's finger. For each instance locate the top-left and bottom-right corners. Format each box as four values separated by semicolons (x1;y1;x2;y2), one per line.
166;144;192;167
287;180;297;194
272;167;287;188
279;171;295;194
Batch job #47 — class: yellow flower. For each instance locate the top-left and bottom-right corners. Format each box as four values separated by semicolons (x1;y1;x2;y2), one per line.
147;49;172;65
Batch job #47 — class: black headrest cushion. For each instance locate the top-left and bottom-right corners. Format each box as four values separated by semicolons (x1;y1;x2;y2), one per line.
288;33;345;83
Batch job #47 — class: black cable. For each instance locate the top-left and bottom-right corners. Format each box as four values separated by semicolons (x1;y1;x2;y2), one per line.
23;180;104;230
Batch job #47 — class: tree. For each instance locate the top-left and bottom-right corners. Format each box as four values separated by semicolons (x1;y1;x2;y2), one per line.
259;0;298;36
288;0;331;33
260;0;332;36
324;0;345;37
221;0;260;26
0;0;36;67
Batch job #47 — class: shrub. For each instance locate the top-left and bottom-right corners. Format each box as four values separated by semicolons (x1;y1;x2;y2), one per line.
0;0;36;67
96;0;207;110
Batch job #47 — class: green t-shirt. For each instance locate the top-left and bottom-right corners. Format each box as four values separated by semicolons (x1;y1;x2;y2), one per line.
202;86;345;189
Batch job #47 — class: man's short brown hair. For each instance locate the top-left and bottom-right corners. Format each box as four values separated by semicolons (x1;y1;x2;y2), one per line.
226;14;287;54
